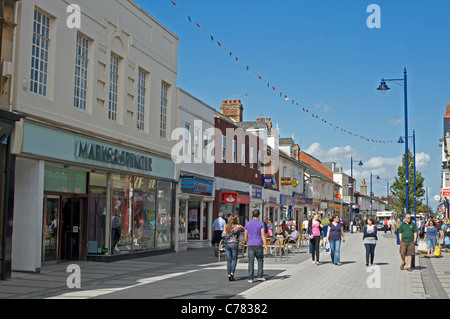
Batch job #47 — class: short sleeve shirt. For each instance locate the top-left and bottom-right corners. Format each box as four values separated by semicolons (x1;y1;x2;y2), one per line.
398;222;418;243
245;219;265;246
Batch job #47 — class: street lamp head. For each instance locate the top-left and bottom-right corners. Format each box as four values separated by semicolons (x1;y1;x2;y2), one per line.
377;80;390;94
397;136;405;144
358;161;364;166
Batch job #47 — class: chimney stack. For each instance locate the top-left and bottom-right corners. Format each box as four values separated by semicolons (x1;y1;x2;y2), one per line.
220;100;244;122
445;103;450;118
360;179;367;195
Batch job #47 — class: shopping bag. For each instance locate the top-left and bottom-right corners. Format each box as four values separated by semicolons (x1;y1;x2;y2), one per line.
417;241;427;254
435;245;442;257
325;243;330;254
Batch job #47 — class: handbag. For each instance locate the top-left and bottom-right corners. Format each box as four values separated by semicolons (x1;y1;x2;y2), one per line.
417;241;427;254
435;245;441;257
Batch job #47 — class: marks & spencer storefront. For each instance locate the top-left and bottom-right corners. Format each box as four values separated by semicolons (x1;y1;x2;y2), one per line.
11;121;176;272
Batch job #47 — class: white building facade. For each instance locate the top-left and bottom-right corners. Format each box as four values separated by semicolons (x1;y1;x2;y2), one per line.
174;88;215;251
10;0;179;271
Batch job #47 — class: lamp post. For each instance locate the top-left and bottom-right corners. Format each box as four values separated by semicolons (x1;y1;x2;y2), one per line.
375;176;394;210
370;173;380;217
378;68;409;216
350;157;363;233
398;130;416;223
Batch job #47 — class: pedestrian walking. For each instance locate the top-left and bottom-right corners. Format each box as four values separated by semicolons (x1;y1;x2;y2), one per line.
362;217;378;266
398;214;418;272
389;217;396;234
222;215;244;281
383;218;388;233
244;209;268;283
308;212;323;265
424;219;438;258
325;215;345;266
111;208;121;254
211;212;226;257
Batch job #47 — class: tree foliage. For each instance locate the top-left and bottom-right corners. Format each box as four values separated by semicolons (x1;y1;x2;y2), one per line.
390;150;425;215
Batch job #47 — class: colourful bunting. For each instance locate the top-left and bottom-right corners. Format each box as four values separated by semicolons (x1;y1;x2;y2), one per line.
169;1;397;144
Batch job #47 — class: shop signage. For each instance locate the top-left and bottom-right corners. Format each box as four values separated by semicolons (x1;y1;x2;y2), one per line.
280;195;294;206
262;176;274;186
180;178;195;190
20;122;176;180
251;186;263;199
443;188;450;197
320;202;328;209
281;177;291;186
237;194;250;205
75;141;153;172
181;177;214;196
268;195;278;204
291;178;299;188
222;192;238;204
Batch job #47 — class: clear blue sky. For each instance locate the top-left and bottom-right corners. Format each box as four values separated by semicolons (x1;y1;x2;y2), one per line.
136;0;450;211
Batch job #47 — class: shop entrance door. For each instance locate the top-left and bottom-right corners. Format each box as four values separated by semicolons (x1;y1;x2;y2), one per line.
61;197;85;261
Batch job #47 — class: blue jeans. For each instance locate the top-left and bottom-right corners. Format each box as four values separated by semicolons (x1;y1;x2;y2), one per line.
225;243;239;275
329;239;341;264
364;243;376;264
247;246;264;280
427;237;437;250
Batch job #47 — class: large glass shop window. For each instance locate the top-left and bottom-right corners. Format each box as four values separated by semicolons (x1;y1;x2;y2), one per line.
132;177;156;251
87;173;107;255
111;175;159;253
88;173;172;255
156;180;173;249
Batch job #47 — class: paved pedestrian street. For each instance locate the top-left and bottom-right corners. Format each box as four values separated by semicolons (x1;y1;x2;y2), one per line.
1;230;449;302
239;232;427;299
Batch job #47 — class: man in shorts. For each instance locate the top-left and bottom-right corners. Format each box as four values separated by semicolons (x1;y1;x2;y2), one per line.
398;214;418;272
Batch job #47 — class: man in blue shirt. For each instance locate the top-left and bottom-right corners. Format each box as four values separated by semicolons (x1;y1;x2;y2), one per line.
212;212;226;257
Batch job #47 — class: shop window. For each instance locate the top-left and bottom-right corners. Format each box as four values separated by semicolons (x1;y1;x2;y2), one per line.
179;199;187;243
187;201;201;240
156;180;173;249
132;177;157;251
87;173;107;254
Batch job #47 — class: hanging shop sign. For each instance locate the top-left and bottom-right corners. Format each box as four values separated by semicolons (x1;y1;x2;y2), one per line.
262;176;274;186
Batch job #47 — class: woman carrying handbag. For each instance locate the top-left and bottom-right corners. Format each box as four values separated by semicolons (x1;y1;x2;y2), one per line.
308;212;323;265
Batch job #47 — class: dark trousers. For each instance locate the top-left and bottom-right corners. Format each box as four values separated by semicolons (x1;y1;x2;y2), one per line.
310;236;321;262
365;243;376;264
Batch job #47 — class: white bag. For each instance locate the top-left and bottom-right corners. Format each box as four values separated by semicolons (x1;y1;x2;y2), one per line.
325;243;330;253
417;241;427;254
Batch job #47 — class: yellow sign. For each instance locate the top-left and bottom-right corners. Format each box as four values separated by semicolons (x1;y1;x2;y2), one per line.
291;178;299;188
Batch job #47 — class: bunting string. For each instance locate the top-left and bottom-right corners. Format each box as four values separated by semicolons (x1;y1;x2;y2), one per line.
170;1;396;144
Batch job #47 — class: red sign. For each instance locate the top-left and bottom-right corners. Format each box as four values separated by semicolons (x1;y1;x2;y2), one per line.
237;194;250;205
222;192;238;204
443;188;450;197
